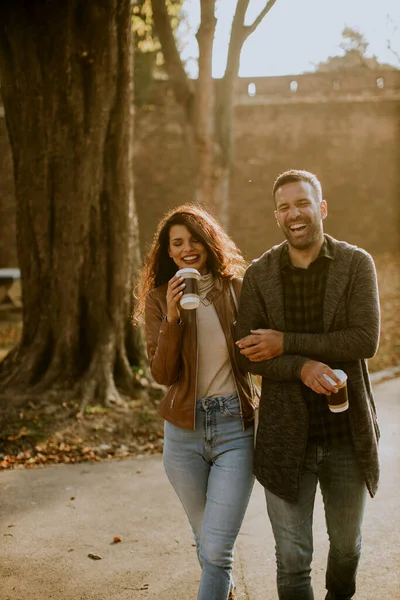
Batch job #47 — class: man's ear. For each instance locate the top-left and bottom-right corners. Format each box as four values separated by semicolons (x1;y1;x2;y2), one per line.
320;199;328;221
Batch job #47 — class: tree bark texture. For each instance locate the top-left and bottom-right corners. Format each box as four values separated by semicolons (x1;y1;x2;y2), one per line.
194;0;220;215
0;0;143;408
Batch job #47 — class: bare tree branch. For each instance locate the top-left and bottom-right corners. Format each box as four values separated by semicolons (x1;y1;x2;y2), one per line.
216;0;250;161
150;0;194;119
386;17;400;65
194;0;219;208
244;0;278;40
387;39;400;64
218;0;278;159
224;0;279;83
223;0;249;80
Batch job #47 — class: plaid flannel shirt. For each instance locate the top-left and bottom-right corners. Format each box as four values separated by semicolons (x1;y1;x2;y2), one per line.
280;239;351;443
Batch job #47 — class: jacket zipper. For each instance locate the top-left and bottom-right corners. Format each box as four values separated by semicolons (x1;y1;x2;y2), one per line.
170;380;179;409
226;343;245;431
226;281;245;429
193;310;199;430
220;299;245;431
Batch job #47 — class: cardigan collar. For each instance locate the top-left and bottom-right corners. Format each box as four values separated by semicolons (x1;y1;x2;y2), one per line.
262;234;356;332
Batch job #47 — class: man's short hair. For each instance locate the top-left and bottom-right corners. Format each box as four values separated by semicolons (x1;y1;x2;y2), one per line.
272;170;323;203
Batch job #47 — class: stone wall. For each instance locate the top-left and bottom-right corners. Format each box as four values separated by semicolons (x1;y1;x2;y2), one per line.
1;69;399;267
231;94;400;259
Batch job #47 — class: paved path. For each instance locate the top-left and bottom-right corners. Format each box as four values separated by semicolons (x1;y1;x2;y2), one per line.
0;379;399;600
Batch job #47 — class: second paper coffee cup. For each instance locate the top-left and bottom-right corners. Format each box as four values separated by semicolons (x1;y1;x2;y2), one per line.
176;268;201;310
323;369;349;413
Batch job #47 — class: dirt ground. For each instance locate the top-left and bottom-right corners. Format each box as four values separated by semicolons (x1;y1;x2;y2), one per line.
0;377;399;600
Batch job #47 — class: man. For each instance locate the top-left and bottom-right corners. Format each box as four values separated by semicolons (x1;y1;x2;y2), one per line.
235;170;380;600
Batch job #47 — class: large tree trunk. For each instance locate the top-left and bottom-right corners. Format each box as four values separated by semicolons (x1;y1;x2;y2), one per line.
0;0;143;409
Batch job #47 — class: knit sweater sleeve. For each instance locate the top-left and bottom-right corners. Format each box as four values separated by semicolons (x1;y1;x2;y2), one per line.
284;250;380;361
235;267;309;381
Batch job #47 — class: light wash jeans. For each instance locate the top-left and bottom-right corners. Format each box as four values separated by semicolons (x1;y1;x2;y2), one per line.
265;438;367;600
163;394;255;600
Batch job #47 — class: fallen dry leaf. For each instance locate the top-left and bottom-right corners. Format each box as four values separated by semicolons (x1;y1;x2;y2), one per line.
88;553;102;560
112;536;122;544
7;427;28;441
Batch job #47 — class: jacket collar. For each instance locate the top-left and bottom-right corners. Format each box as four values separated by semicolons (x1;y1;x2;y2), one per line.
203;275;225;304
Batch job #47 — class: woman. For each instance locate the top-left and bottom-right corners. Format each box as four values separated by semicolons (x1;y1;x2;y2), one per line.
135;204;258;600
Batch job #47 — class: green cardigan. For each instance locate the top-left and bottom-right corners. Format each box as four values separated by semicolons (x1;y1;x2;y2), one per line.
235;235;380;502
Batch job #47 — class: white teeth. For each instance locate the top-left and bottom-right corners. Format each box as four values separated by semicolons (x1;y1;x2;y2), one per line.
290;224;306;231
183;256;197;261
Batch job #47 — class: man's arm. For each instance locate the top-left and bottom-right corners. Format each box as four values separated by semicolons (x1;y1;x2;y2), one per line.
235;267;309;381
284;251;380;361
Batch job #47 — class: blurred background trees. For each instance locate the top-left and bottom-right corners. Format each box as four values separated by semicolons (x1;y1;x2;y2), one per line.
150;0;278;226
316;27;395;71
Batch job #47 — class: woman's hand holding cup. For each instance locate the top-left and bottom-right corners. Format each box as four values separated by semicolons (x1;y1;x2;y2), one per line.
166;275;185;323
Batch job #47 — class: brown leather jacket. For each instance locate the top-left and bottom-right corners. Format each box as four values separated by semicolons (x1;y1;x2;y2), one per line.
145;277;258;430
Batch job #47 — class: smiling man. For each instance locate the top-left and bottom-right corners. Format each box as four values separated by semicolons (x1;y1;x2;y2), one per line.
235;169;380;600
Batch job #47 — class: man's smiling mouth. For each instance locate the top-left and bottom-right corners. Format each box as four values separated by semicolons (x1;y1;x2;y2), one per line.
289;223;307;232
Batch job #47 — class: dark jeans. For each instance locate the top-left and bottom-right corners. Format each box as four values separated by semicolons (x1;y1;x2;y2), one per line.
265;438;367;600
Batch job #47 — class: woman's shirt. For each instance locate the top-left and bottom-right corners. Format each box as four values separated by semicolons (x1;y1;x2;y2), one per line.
196;273;236;399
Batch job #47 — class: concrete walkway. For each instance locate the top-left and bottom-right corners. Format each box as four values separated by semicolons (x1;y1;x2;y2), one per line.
0;379;399;600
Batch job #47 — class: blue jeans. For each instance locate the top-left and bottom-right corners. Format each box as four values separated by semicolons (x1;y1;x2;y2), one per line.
265;438;367;600
163;394;255;600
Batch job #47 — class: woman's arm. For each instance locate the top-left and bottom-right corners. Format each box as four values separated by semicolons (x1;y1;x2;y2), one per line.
145;290;185;386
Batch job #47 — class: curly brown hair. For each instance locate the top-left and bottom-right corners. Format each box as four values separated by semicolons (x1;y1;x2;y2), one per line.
134;203;246;319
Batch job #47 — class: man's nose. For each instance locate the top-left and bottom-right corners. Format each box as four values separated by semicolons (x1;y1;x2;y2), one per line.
287;205;301;219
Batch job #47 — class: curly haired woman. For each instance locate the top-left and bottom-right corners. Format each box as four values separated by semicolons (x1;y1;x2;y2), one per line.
135;204;258;600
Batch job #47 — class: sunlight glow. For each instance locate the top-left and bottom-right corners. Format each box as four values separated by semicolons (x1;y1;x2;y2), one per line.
180;0;400;78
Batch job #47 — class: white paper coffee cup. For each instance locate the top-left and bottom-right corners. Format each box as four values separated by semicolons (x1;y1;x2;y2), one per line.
176;268;201;310
323;369;349;412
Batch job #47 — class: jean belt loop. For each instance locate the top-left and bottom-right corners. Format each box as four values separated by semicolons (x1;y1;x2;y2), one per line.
201;398;208;411
218;397;224;413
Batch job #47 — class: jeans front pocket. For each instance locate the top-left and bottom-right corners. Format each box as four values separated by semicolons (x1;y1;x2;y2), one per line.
222;395;242;419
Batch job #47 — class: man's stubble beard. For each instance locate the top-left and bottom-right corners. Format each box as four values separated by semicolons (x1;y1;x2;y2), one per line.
283;220;323;251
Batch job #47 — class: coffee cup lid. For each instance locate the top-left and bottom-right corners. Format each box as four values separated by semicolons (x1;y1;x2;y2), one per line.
332;369;347;385
176;268;201;277
323;370;347;387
